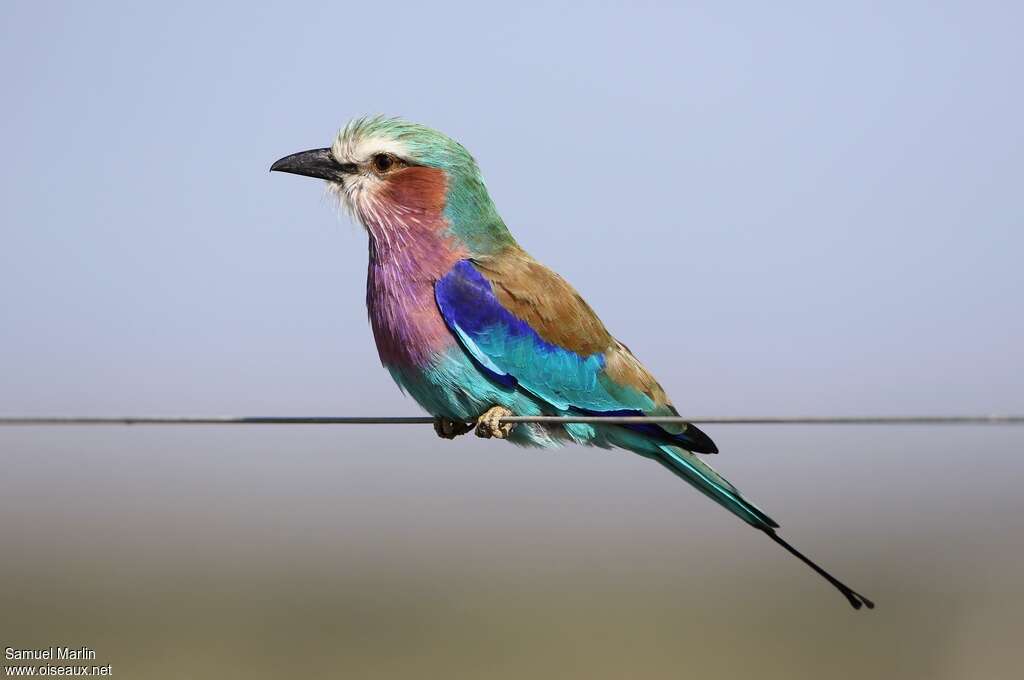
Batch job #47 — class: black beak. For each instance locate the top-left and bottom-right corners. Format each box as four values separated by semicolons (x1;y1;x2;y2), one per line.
270;147;353;182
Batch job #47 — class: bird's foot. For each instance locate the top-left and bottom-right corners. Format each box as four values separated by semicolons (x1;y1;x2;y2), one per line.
475;405;515;439
434;416;474;439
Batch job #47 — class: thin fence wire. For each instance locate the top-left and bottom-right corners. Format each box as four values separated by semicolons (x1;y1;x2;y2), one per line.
1;414;1022;426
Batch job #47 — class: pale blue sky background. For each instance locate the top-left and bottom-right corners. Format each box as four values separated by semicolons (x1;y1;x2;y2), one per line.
2;2;1020;417
1;2;1022;677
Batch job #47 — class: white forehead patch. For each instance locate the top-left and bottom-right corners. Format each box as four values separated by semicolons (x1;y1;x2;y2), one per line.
331;133;411;165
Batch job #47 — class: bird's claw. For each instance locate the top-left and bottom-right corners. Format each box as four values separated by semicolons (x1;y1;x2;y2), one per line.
434;416;474;439
475;405;515;439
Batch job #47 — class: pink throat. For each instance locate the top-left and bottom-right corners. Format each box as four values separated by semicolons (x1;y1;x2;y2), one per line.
361;206;466;368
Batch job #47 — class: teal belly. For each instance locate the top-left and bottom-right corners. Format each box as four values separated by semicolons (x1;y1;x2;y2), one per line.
385;346;572;447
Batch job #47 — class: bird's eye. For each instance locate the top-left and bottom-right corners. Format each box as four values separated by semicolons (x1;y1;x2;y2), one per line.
372;153;394;173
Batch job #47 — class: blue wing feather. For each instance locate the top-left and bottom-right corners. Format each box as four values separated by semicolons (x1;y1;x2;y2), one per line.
436;260;642;412
435;259;715;453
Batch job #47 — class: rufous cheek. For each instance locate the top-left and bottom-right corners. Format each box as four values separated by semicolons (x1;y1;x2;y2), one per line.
381;166;448;216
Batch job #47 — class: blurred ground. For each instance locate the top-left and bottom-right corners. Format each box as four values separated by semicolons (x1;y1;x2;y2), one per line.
2;426;1020;678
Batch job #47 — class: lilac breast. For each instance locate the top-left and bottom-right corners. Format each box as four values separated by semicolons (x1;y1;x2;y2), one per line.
365;232;464;369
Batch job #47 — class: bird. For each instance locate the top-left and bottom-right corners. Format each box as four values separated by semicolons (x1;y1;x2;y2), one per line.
271;116;874;610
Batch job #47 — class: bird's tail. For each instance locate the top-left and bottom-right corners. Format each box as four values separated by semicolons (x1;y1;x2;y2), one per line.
652;444;874;610
761;527;874;609
654;445;778;529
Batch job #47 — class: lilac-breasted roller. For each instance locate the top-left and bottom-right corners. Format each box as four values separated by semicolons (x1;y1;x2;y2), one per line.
271;117;873;610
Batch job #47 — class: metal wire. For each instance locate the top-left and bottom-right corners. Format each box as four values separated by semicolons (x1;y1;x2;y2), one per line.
1;414;1022;426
